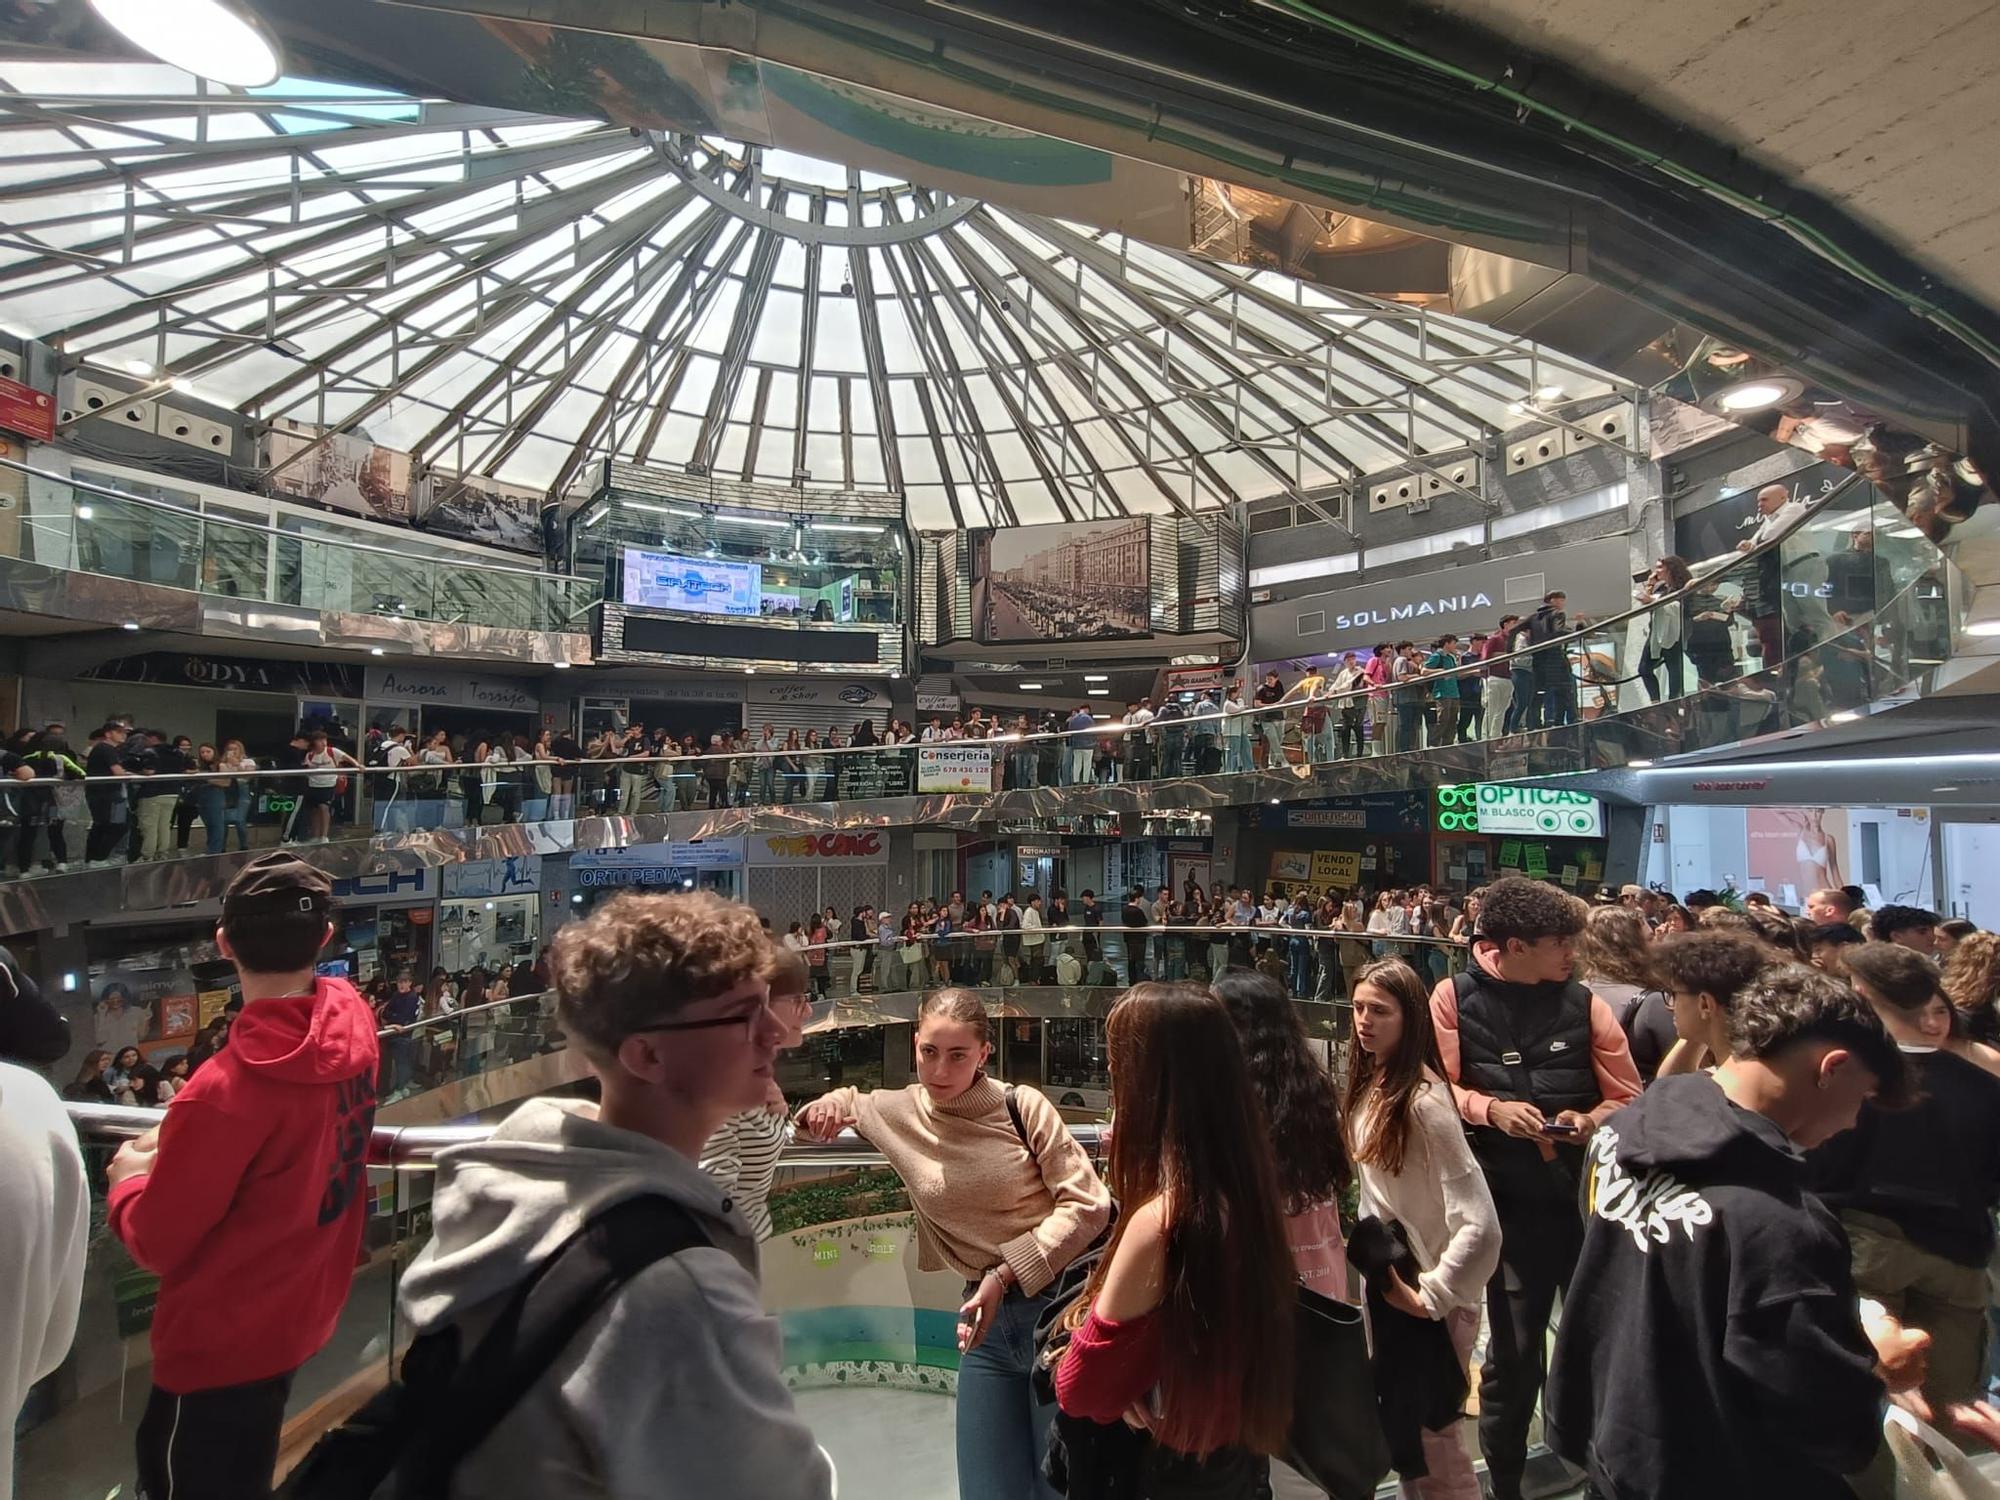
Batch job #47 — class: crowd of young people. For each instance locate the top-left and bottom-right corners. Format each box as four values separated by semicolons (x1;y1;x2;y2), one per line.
9;867;2000;1500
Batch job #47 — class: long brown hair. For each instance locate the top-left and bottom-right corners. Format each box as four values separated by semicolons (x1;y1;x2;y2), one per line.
1576;906;1658;989
1086;982;1295;1457
1342;959;1448;1177
1943;930;2000;1020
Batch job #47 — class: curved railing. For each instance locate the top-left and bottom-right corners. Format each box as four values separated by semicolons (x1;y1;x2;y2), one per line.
0;454;599;634
0;470;1961;926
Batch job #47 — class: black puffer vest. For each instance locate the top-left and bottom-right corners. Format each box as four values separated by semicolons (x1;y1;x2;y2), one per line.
1454;966;1598;1201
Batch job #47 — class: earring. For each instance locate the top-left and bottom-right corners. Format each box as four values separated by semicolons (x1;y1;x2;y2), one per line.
1817;1077;1831;1091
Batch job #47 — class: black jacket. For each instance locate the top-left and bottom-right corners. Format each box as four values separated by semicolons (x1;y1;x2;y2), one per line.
1546;1073;1883;1500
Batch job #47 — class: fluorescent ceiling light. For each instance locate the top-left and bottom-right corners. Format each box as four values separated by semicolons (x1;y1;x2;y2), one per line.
1019;682;1043;690
1084;674;1109;683
1087;688;1109;696
809;522;883;535
1628;759;1654;768
1716;381;1789;412
552;661;571;669
1828;710;1860;724
89;0;281;88
620;500;700;518
719;514;789;529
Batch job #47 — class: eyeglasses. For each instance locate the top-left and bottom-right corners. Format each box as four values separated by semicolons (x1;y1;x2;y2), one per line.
629;992;811;1042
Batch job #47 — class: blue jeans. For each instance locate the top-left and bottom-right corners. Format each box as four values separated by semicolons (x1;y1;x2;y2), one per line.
1507;667;1538;731
957;1287;1060;1500
1225;734;1251;773
199;786;229;855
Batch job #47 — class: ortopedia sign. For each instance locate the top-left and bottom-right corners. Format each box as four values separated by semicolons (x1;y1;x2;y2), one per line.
916;744;994;793
1435;784;1603;838
748;830;891;866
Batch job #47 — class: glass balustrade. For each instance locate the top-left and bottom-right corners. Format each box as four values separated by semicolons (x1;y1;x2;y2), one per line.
1;459;600;634
0;471;1964;889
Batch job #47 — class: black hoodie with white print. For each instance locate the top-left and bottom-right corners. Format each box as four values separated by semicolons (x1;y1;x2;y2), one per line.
1545;1072;1884;1500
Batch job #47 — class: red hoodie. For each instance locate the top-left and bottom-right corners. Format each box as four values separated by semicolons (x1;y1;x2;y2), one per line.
108;977;380;1392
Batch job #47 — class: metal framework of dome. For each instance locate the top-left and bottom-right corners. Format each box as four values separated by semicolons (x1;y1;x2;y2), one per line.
0;62;1625;529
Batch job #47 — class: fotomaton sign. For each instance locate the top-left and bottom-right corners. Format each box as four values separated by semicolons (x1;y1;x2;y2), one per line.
1435;783;1603;838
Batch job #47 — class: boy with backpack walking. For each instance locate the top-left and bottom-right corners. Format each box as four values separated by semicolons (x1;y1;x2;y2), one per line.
107;852;379;1499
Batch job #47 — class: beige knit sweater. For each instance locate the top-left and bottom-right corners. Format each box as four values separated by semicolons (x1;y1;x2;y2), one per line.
827;1074;1110;1296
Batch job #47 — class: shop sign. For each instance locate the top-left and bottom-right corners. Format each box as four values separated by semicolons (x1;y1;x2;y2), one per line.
749;830;890;866
1261;792;1427;835
572;837;744;871
0;374;56;441
747;678;889;709
440;855;542;898
915;692;961;713
365;665;537;712
332;867;438;905
577;867;700;888
80;651;361;698
1163;666;1224;696
917;744;994;793
1312;850;1362;887
1435;784;1602;838
1016;843;1064;859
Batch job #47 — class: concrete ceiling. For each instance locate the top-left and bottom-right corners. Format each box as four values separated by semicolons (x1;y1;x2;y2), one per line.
1432;0;2000;310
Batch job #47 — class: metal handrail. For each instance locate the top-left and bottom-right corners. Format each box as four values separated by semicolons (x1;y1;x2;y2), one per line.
382;923;1455;1036
25;470;1880;793
0;452;589;586
61;1099;1104;1168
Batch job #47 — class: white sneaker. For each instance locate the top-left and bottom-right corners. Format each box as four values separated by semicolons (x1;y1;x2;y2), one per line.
51;863;67;873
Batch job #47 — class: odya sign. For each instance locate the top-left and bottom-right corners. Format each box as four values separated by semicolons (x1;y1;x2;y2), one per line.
1435;783;1603;838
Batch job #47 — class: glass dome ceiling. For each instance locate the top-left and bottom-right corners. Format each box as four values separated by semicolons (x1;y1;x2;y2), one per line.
0;63;1625;528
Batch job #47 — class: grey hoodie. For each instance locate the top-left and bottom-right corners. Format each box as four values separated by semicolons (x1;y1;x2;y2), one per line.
388;1098;834;1500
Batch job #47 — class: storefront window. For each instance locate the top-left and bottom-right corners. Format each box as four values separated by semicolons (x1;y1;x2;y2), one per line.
1046;1018;1111;1116
437;894;539;973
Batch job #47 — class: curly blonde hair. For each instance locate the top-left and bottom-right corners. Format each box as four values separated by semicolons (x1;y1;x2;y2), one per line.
1943;930;2000;1022
549;891;769;1059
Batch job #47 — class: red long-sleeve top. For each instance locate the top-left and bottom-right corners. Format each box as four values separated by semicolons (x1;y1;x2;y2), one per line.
1055;1306;1164;1425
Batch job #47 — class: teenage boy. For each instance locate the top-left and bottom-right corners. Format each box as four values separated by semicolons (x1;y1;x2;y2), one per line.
1650;929;1772;1079
107;853;378;1500
391;892;831;1497
1548;963;1920;1500
1871;903;1941;955
1809;941;2000;1410
1428;875;1642;1500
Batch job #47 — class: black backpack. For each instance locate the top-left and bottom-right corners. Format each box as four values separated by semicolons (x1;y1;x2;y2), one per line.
280;1195;705;1499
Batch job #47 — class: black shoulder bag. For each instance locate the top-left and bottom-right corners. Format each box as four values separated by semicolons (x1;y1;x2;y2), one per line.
280;1195;706;1499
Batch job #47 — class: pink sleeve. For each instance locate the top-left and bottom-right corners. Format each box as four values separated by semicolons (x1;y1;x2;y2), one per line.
1586;996;1644;1123
1428;978;1493;1127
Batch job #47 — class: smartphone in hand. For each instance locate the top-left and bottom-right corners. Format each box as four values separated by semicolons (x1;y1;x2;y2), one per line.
1540;1120;1580;1137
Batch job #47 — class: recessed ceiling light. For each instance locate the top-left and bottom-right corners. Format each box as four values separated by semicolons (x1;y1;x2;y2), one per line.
1716;380;1790;412
1270;798;1281;805
1828;710;1860;724
1936;786;1961;793
121;620;140;631
369;647;385;657
1084;674;1109;683
76;505;94;521
88;0;282;88
552;661;571;670
1019;682;1043;689
1086;689;1109;696
1628;759;1654;768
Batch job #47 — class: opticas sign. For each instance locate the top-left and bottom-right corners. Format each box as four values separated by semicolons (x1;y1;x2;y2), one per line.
1434;784;1603;837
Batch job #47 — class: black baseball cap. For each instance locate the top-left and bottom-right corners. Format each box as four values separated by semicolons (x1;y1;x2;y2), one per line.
222;852;334;920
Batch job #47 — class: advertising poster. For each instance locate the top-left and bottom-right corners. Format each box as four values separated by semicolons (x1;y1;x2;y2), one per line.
1267;850;1313;885
423;472;543;554
621;546;762;616
917;744;995;793
970;518;1150;642
266;422;413;524
88;967;199;1063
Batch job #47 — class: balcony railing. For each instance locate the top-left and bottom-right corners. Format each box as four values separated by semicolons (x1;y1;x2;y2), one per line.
0;454;600;636
0;470;1962;931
